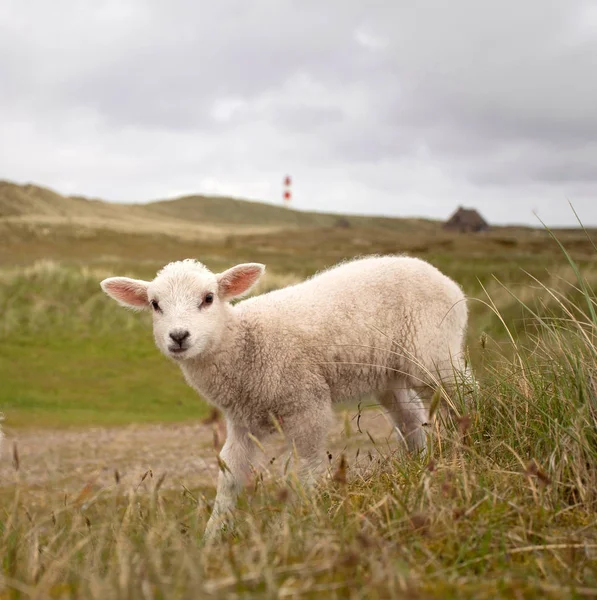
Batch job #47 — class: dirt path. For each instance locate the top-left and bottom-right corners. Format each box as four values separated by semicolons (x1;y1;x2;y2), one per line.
0;407;398;500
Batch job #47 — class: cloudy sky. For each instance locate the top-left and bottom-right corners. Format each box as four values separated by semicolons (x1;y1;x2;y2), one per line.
1;1;596;226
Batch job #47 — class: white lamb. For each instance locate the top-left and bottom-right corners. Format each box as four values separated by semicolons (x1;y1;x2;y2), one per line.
101;255;469;539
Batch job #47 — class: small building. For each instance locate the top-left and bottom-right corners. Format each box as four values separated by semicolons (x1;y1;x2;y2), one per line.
444;206;489;233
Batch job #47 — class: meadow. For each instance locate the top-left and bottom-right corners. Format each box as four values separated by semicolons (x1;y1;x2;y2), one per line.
1;182;597;598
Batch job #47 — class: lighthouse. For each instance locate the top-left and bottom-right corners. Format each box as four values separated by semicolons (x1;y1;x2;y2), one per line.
283;175;292;207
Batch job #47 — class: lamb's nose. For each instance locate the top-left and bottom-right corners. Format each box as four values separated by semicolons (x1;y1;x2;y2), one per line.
169;330;190;346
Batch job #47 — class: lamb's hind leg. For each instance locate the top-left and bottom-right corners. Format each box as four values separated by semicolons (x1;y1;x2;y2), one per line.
379;379;430;455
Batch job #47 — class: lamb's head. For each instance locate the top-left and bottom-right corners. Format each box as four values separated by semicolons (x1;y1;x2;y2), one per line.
100;259;265;360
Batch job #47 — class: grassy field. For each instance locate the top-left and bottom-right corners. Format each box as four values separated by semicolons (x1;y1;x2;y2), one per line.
0;261;304;427
1;229;595;428
1;182;597;597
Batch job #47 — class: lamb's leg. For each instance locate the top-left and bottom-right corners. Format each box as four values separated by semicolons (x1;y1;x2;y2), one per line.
285;403;333;488
204;420;254;541
379;381;429;455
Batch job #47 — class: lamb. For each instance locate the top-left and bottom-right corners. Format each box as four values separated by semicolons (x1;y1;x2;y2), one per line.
100;255;469;539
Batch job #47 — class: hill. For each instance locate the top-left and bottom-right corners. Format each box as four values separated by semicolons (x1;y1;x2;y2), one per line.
3;179;597;272
0;181;95;219
0;180;162;225
0;180;437;234
143;194;438;232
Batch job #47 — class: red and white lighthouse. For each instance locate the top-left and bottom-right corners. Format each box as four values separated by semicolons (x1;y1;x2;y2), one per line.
283;175;292;207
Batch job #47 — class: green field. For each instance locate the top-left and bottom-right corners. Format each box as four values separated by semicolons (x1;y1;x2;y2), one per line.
1;238;594;428
2;181;596;428
1;181;597;598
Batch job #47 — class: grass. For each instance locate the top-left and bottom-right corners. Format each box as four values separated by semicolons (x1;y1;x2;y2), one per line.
2;261;597;597
0;179;438;232
0;262;205;427
0;262;302;428
2;184;597;596
1;239;596;429
0;334;208;428
2;296;597;597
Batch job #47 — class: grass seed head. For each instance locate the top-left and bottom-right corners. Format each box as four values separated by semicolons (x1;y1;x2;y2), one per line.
12;442;19;471
333;453;348;485
526;460;552;486
409;512;430;535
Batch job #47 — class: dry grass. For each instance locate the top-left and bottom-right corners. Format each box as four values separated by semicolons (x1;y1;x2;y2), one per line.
1;371;596;598
3;183;597;597
4;179;597;273
2;247;597;597
0;407;391;497
0;180;438;248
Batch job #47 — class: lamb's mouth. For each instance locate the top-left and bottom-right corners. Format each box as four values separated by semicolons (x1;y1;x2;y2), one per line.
168;346;189;357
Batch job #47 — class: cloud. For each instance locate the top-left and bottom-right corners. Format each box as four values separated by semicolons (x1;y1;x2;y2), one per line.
0;0;596;226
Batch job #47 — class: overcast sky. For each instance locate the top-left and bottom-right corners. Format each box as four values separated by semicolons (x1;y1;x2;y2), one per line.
1;1;597;226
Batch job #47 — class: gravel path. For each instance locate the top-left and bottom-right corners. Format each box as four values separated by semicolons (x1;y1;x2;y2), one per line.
0;407;398;499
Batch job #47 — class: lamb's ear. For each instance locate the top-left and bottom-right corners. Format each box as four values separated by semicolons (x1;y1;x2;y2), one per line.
217;263;265;301
100;277;150;309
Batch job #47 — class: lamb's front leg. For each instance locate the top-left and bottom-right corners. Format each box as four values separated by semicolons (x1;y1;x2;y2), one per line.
204;420;253;541
285;401;333;488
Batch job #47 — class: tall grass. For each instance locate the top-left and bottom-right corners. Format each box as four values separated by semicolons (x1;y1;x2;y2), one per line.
0;261;138;338
0;262;303;427
0;261;301;337
2;239;597;597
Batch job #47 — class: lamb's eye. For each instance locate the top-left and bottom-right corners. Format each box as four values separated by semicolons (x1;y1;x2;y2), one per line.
204;293;214;305
150;300;160;312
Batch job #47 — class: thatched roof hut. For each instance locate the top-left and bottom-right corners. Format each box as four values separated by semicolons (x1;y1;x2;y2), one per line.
444;206;489;233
